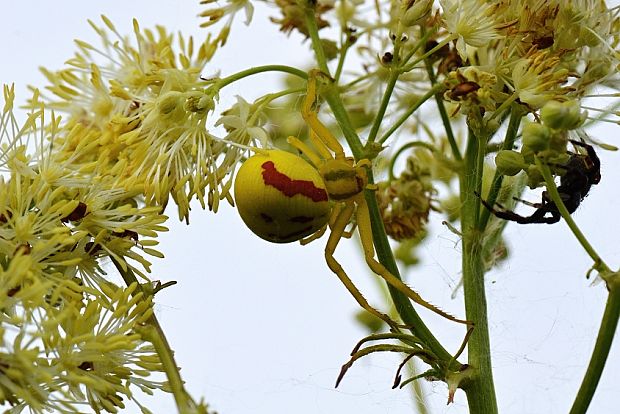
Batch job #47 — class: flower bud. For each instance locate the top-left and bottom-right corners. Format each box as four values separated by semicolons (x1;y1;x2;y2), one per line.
525;165;544;189
185;92;214;113
401;0;433;26
495;150;527;176
540;100;586;130
157;91;186;122
522;121;551;152
157;91;183;115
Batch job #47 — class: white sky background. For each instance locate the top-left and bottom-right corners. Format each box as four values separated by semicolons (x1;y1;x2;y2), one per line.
1;1;619;413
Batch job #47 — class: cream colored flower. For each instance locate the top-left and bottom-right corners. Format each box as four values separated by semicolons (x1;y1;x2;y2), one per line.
37;16;227;222
440;0;503;60
511;51;569;108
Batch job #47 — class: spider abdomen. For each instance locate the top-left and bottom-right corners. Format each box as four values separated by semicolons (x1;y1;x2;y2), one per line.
234;150;331;243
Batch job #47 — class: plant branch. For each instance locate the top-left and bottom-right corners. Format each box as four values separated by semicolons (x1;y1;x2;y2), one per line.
569;280;620;414
112;258;197;414
379;83;445;145
215;65;308;89
366;72;399;145
460;128;498;413
537;159;610;273
302;1;330;74
478;105;525;230
422;48;461;162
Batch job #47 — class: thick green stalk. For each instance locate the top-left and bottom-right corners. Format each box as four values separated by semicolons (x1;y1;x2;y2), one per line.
460;130;498;413
303;0;462;365
113;259;197;414
301;2;330;74
537;160;618;413
364;182;454;363
569;284;620;414
538;160;610;273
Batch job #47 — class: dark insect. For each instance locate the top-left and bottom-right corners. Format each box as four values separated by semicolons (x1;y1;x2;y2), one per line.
61;202;88;223
480;140;600;224
448;81;480;100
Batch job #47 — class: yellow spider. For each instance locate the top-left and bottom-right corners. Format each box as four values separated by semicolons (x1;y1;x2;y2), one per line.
235;70;468;328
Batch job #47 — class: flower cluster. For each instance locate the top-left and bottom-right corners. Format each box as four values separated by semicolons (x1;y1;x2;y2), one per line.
319;0;620;140
0;84;168;412
38;17;233;222
377;153;437;241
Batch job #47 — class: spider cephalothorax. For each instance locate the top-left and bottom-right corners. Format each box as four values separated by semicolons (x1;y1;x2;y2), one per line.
481;140;600;224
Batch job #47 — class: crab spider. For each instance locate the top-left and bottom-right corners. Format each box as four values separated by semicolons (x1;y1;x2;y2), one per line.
234;70;470;329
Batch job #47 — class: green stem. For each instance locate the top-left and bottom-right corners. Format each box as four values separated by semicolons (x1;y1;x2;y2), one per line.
569;283;620;414
379;83;445;145
333;5;352;83
537;160;610;273
303;0;463;380
537;158;619;413
366;22;407;145
363;177;456;365
249;87;305;125
388;141;436;180
302;1;330;74
216;65;308;89
399;28;436;71
479;105;525;231
460;129;498;413
423;49;461;162
334;40;350;82
112;259;196;414
366;72;399;144
341;71;376;90
401;36;455;74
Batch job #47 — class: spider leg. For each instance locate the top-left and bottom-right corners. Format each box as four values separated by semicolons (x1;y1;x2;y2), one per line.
489;202;561;224
354;193;472;326
342;221;356;239
300;225;327;245
325;200;401;328
478;195;508;214
287;136;322;169
479;194;560;224
308;129;333;161
302;70;346;159
512;197;543;208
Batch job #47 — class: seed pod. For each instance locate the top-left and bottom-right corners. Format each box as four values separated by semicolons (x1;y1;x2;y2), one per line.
495;150;527;176
522;121;551;152
541;100;586;130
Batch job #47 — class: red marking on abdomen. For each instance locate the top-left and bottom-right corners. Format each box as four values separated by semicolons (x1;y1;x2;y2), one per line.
261;161;328;202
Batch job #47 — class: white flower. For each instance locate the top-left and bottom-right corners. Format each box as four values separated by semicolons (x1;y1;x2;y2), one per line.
216;96;270;148
440;0;503;60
